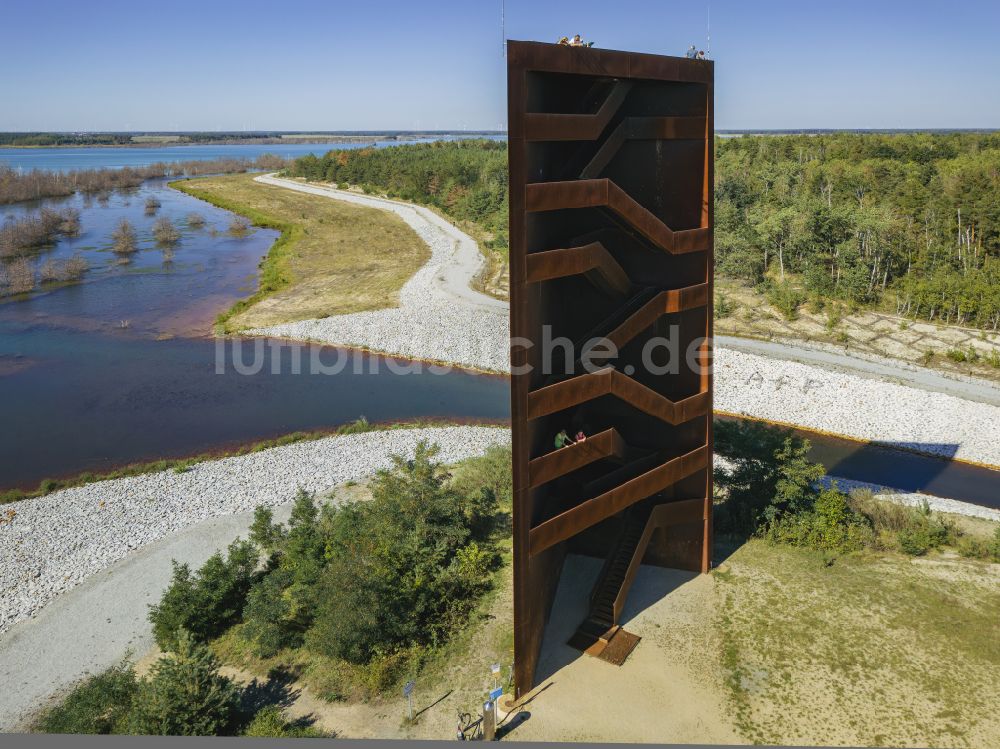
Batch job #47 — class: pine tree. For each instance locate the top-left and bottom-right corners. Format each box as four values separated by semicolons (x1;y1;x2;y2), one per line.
127;629;239;736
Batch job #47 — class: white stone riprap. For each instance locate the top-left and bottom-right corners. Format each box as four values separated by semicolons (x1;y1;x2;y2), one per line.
246;175;510;373
714;346;1000;469
0;426;510;636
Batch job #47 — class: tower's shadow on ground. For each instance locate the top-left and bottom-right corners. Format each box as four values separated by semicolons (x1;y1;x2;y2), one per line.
532;554;697;684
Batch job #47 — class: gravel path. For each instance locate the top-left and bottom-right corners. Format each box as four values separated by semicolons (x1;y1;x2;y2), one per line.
246;175;509;372
0;507;271;731
0;426;510;639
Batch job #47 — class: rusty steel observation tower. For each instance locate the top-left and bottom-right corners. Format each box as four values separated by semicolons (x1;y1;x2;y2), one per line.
507;41;714;698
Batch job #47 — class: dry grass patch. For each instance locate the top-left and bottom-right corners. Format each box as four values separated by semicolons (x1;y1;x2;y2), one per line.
172;173;429;331
716;539;1000;748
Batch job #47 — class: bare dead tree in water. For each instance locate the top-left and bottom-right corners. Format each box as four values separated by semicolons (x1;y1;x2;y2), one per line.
111;219;138;257
228;217;251;237
1;258;35;295
0;154;291;205
62;254;89;281
152;217;180;245
0;208;82;258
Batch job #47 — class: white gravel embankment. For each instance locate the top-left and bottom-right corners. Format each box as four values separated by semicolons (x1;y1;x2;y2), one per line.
714;346;1000;469
0;426;510;638
246;175;509;373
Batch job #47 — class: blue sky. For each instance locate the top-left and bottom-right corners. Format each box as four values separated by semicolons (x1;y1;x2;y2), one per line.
3;0;998;131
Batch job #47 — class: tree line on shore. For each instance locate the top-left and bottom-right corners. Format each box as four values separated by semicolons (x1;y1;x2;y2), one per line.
716;132;1000;330
286;140;509;257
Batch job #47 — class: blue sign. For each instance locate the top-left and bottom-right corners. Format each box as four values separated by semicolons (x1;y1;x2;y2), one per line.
403;680;415;697
489;687;503;702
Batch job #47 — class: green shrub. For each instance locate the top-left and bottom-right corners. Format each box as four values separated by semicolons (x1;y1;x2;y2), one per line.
764;487;872;553
715;293;735;319
127;630;240;736
957;535;991;559
241;491;328;657
970;525;1000;561
714;419;825;535
850;492;958;555
825;305;843;331
305;441;499;664
848;489;915;535
149;539;258;651
896;513;954;556
248;506;287;556
34;661;138;734
766;282;807;320
242;706;326;738
240;569;298;657
336;415;372;434
450;444;513;513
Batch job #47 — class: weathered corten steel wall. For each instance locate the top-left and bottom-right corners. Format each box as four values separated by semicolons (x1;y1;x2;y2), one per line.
507;40;714;698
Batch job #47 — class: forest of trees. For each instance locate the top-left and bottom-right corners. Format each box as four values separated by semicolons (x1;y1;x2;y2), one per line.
287;133;1000;331
286;140;509;256
716;132;1000;330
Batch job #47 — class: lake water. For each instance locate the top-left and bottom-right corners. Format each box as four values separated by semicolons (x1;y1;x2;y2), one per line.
0;327;509;489
1;181;278;337
0;150;510;490
0;136;505;173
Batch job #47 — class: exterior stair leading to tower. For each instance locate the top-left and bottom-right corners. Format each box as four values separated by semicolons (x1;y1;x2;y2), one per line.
587;503;652;630
567;504;653;663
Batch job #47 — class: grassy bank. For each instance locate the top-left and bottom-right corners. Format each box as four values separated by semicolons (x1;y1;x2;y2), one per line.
0;418;506;505
284;141;509;301
170;173;428;332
